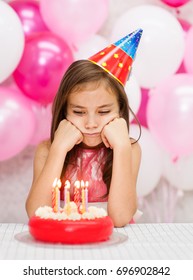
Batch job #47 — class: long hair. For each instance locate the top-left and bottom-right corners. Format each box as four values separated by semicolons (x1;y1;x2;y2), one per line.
51;60;141;196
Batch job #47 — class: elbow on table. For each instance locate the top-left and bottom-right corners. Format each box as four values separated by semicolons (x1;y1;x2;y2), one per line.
112;218;129;228
25;201;31;219
110;206;137;228
25;198;35;219
112;216;133;228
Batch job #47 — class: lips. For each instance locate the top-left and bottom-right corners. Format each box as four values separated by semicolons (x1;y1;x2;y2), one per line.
84;133;100;137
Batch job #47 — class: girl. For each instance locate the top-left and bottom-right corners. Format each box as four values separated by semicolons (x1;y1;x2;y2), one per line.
26;60;141;227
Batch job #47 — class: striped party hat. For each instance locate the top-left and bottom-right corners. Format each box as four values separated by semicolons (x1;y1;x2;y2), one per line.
88;29;143;86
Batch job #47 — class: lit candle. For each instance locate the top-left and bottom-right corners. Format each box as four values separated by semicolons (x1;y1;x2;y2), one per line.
64;180;71;215
52;178;61;213
66;190;71;215
64;180;70;206
85;181;89;212
52;178;57;210
57;179;62;211
81;180;85;213
74;180;80;208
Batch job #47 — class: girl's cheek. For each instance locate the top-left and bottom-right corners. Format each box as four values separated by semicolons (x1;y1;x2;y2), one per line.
102;113;119;125
66;114;77;125
67;116;83;130
66;114;77;123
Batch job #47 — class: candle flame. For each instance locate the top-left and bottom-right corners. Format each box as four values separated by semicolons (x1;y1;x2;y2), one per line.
80;180;85;188
52;177;58;187
74;180;80;188
65;180;70;188
85;181;89;188
57;179;62;188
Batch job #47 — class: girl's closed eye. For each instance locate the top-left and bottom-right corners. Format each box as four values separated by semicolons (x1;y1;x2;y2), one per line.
99;110;110;115
73;111;86;115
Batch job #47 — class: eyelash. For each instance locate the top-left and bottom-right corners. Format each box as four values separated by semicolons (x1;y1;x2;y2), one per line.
99;111;110;114
73;111;85;115
73;111;110;115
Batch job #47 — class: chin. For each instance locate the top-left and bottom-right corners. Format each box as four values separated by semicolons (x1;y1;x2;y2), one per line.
83;136;102;147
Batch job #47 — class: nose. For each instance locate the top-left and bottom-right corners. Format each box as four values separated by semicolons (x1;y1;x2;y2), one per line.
85;114;98;129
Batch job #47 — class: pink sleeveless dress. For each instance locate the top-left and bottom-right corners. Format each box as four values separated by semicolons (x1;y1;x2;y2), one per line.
60;145;136;224
61;145;108;202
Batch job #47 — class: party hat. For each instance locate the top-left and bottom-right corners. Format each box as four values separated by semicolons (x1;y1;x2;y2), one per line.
88;29;143;86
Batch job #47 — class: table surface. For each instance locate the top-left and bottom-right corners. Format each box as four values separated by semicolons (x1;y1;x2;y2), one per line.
0;223;193;260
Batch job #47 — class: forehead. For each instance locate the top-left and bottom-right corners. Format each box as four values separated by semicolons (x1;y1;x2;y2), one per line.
68;81;118;106
70;80;112;94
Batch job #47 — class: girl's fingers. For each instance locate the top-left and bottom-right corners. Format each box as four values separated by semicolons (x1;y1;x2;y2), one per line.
101;131;111;148
76;134;83;145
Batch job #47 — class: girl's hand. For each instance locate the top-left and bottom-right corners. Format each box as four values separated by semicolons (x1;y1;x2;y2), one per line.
101;118;130;149
52;119;83;152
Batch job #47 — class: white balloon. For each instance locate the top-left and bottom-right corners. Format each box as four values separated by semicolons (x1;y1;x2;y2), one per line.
130;125;164;197
125;75;141;122
163;154;193;191
0;1;24;83
111;5;185;88
73;34;109;60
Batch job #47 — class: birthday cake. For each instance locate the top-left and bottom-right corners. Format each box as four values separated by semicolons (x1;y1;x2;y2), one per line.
29;179;114;244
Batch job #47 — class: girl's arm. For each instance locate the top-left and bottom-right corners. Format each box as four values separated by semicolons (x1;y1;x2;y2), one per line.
25;140;66;218
102;118;141;227
26;119;83;218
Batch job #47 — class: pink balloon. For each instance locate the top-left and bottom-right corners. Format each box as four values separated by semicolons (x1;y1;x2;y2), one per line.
136;88;149;128
147;74;193;159
9;0;48;37
176;61;187;74
0;87;36;161
160;0;190;7
13;32;74;105
184;26;193;74
30;102;52;145
178;18;191;33
131;88;149;128
40;0;109;47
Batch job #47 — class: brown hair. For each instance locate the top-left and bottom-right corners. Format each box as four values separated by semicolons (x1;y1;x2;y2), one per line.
51;60;141;196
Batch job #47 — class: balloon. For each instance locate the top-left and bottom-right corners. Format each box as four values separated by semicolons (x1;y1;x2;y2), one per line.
178;18;191;33
147;74;193;159
73;34;109;60
0;1;24;83
39;0;109;47
130;125;164;197
30;102;52;145
184;26;193;74
125;75;141;122
0;87;36;161
176;61;187;74
111;5;185;88
176;18;190;74
9;0;49;37
163;153;193;191
160;0;190;7
13;32;74;105
134;88;149;128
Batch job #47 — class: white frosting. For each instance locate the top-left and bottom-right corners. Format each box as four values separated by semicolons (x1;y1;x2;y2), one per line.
35;202;107;221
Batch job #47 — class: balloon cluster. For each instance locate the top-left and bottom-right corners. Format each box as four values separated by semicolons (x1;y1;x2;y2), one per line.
0;0;193;200
108;1;193;197
0;0;109;161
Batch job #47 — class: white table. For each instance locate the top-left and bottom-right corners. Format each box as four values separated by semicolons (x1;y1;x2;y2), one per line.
0;223;193;260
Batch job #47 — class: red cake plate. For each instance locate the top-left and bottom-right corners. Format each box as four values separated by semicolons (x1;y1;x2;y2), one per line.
29;216;114;244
